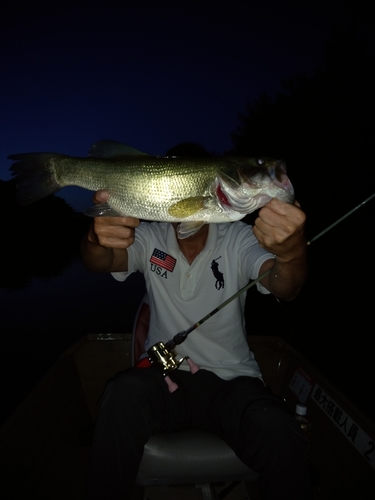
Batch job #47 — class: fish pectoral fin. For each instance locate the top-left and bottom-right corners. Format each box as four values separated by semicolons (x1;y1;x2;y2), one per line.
168;196;207;218
177;221;205;239
84;202;122;217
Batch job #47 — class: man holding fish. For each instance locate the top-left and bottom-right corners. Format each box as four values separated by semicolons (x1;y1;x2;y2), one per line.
81;192;311;499
8;140;311;498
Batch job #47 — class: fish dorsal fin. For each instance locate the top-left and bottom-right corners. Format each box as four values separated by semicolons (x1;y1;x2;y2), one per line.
84;202;122;217
168;196;207;218
177;221;205;239
88;140;149;158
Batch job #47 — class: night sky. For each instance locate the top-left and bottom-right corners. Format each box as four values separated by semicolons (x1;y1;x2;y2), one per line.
2;0;371;211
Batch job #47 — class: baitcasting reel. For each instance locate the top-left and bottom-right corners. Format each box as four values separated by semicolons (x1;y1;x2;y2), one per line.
147;330;189;376
147;342;187;376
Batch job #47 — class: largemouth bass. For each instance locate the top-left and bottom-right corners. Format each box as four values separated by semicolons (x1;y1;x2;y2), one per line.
9;140;294;238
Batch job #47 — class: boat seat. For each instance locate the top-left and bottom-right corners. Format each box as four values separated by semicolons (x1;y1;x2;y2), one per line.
132;295;259;500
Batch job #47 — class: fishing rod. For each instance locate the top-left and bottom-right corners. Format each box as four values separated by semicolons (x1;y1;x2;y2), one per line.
307;192;375;244
147;192;375;374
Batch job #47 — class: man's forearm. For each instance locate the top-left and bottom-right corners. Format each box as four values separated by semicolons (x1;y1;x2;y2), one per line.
80;235;116;273
80;224;129;273
260;254;308;301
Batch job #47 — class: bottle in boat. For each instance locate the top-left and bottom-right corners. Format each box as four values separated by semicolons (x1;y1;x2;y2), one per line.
295;403;312;441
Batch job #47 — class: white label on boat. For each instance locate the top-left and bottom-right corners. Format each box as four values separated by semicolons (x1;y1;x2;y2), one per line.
311;384;375;470
289;367;314;403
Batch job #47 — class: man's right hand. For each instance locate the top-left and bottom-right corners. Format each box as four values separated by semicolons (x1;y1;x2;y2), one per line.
87;190;140;250
81;190;140;273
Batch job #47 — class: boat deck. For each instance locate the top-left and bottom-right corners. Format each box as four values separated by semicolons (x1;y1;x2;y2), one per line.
1;334;374;499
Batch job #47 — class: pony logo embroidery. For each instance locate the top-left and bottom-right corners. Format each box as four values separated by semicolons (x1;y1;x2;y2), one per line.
211;257;224;290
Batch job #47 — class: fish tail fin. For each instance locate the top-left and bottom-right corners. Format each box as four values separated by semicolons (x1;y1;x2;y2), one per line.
9;153;66;205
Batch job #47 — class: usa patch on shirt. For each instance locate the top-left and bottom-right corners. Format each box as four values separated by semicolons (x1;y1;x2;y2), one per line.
150;248;176;272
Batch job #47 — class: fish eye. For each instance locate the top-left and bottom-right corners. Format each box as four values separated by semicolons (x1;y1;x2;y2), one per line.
257;158;265;165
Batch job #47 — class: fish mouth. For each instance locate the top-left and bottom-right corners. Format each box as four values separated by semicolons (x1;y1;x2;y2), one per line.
217;160;295;214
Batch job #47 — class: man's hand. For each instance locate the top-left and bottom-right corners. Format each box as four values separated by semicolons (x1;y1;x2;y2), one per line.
254;199;308;300
87;190;140;250
253;199;307;263
81;190;140;273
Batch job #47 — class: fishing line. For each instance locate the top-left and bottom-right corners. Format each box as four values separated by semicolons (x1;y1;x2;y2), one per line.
307;192;375;245
165;192;375;351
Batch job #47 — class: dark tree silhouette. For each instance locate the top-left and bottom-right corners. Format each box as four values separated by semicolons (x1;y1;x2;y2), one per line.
231;23;375;234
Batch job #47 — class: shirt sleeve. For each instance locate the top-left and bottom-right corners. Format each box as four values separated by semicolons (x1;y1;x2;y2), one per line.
111;270;131;282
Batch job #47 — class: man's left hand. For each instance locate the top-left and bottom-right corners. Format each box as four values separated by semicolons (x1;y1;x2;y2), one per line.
252;199;307;263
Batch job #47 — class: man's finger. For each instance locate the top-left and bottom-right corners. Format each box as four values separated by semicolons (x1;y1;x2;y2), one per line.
93;189;109;204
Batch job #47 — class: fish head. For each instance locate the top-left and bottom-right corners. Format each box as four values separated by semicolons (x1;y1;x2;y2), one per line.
217;157;294;214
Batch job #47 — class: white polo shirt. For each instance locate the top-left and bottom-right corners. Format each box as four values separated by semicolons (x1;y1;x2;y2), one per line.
112;221;274;380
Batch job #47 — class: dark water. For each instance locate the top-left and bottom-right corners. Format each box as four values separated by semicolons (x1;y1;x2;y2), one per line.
1;218;374;426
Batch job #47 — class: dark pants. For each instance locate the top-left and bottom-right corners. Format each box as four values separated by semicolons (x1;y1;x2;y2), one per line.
83;367;312;500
